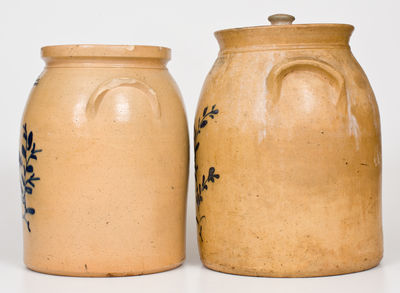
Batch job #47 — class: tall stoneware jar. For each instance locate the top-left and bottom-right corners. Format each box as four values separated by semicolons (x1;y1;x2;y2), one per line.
195;14;382;277
20;45;189;276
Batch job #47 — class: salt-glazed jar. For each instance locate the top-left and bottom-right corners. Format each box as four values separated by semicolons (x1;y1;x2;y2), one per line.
20;45;189;276
195;14;382;277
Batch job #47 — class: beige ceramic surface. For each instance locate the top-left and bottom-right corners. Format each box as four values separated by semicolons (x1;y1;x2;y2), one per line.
195;15;382;277
20;45;189;276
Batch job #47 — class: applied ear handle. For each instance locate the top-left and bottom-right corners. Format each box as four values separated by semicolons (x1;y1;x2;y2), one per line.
266;57;346;107
86;77;161;119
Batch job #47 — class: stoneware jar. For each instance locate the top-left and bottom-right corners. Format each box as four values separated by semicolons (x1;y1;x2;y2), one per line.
195;14;382;277
20;45;189;276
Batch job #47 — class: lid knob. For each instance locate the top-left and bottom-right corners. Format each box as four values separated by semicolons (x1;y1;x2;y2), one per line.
268;14;295;25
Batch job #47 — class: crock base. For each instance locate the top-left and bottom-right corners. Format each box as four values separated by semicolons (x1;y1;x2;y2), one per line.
201;258;381;278
25;259;184;277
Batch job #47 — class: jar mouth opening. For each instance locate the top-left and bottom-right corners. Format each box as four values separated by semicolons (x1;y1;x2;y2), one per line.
41;44;171;60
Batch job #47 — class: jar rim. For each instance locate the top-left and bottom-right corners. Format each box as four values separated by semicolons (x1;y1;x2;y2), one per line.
215;23;354;35
214;24;355;51
41;44;171;60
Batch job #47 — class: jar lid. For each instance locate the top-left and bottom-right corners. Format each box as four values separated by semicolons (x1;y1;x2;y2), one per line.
41;45;171;60
215;14;354;51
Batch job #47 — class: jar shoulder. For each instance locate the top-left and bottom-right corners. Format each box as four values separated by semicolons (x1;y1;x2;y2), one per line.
196;49;380;136
23;67;188;136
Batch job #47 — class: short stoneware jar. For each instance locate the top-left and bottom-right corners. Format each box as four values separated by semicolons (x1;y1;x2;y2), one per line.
194;14;382;277
20;45;189;276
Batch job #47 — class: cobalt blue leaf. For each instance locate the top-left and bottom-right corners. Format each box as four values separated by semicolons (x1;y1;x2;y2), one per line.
26;165;34;173
213;109;219;114
27;180;35;188
33;148;42;154
26;208;35;215
27;132;33;150
203;106;208;117
22;145;26;159
30;154;37;160
25;187;32;194
200;120;208;128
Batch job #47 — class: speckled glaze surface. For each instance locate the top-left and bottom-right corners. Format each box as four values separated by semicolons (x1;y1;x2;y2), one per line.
20;45;189;277
195;15;382;277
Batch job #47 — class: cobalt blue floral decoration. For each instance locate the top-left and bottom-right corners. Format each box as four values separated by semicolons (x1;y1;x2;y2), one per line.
19;123;42;232
194;104;220;242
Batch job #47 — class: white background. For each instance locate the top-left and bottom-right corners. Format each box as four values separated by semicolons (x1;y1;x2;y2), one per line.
1;0;399;292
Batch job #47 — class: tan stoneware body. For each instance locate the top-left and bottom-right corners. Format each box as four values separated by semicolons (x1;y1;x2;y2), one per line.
195;20;382;277
20;45;189;276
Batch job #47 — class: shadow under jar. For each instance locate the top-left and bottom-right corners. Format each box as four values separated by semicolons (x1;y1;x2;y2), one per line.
194;14;382;277
20;45;189;277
